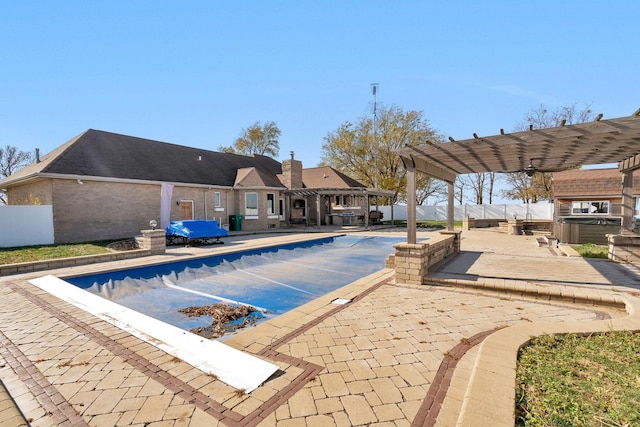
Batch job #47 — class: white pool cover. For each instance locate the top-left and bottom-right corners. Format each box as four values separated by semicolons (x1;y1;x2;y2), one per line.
29;275;278;392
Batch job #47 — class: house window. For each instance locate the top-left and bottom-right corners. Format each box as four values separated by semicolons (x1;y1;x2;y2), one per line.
213;192;221;207
267;193;275;215
342;195;349;206
571;201;609;215
335;195;340;205
245;192;258;216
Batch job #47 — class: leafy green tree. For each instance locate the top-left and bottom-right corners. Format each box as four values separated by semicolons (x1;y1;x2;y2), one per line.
501;103;594;203
1;145;33;204
218;121;281;157
321;105;445;204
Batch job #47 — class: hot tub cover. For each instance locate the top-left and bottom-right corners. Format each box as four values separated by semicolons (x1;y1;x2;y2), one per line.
166;220;229;239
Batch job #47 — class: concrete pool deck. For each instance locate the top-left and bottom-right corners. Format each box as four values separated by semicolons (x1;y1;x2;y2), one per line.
1;228;640;426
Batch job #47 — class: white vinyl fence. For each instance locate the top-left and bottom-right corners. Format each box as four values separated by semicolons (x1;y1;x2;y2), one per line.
0;205;54;248
378;203;554;222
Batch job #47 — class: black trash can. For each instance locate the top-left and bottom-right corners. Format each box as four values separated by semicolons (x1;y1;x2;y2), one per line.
229;214;243;231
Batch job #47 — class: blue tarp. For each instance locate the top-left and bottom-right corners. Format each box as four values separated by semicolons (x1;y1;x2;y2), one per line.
166;220;228;244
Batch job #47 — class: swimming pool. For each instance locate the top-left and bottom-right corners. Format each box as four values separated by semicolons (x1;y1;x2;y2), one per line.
66;234;405;336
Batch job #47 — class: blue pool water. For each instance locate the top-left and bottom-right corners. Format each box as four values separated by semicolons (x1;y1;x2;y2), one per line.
67;235;407;334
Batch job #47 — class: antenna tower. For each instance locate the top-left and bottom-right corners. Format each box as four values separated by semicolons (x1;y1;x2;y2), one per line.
371;83;379;188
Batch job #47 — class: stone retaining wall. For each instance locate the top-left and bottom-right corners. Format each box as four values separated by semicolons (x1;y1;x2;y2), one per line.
608;234;640;264
462;218;502;230
0;249;151;276
389;231;461;285
0;229;165;277
463;217;553;235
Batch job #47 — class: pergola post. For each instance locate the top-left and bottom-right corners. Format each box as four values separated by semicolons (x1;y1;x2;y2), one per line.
621;170;635;235
365;194;370;228
316;193;321;228
447;182;454;231
405;159;417;244
285;195;291;227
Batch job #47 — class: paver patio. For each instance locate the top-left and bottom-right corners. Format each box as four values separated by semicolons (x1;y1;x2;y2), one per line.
1;229;639;426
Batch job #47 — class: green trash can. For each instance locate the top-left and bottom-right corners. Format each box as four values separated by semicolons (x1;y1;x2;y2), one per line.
229;214;243;231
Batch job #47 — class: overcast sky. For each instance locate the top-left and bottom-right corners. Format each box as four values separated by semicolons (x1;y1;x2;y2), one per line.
2;1;638;176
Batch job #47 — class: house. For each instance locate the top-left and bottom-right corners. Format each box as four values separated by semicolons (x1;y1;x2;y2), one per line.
552;168;640;244
1;129;390;243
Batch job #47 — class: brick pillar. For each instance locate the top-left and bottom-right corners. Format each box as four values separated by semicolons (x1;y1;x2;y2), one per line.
507;218;523;235
462;217;475;231
140;229;166;255
393;242;429;285
440;230;462;253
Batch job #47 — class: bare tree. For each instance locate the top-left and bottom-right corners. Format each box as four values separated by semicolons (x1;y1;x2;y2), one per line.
1;145;33;204
501;103;594;203
454;175;468;205
516;103;593;130
487;172;498;204
416;179;447;205
468;172;487;204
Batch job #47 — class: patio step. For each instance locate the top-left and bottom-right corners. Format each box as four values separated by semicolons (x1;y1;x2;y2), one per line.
536;235;558;248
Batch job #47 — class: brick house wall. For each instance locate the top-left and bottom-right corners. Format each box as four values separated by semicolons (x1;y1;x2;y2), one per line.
7;179;54;205
8;178;237;243
48;180;159;243
234;189;285;230
170;186;233;224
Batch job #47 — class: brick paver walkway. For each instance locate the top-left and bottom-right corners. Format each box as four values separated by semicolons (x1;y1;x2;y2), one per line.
1;229;638;426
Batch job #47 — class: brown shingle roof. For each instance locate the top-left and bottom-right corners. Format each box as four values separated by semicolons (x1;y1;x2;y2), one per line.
552;168;640;198
302;166;365;189
1;129;285;188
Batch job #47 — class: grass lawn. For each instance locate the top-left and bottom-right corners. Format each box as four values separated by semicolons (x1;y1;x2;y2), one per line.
571;242;609;259
0;242;113;265
516;331;640;426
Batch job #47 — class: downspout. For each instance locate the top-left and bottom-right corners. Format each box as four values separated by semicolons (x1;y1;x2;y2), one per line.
226;190;231;227
204;189;208;220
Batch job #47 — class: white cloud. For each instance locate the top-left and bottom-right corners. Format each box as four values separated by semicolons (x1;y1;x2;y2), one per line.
490;84;555;104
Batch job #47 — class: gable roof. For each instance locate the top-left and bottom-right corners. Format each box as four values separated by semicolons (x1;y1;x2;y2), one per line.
552;168;640;198
1;129;284;188
302;166;365;189
234;167;283;188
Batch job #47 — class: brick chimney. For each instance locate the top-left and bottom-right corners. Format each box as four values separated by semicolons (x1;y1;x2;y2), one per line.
282;151;303;189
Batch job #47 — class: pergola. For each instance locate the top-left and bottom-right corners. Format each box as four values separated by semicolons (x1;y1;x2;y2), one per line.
284;187;395;228
398;110;640;244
